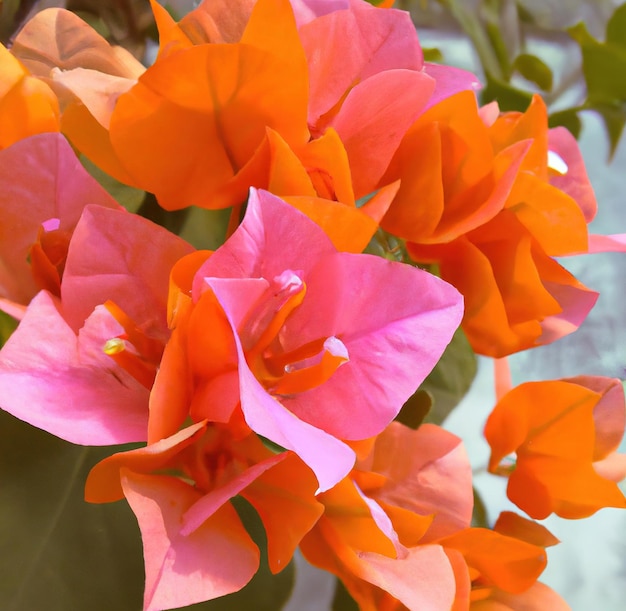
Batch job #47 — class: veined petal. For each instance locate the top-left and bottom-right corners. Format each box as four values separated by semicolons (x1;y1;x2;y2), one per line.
0;292;148;445
121;471;259;611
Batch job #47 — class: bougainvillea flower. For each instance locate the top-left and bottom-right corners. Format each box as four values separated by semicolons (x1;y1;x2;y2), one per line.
0;132;118;311
301;422;551;609
354;423;473;544
9;8;146;185
298;0;435;196
0;44;59;149
296;0;480;197
382;92;602;356
0;205;192;444
96;0;310;210
485;376;626;519
86;418;323;609
463;512;566;610
153;189;462;491
301;496;457;611
78;0;478;210
440;527;549;608
299;428;464;610
149;0;257;51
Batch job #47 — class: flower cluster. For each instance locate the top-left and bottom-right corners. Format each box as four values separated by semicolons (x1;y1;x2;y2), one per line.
0;1;625;610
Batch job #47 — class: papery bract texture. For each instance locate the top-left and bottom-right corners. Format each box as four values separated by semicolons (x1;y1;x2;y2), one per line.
0;133;118;310
86;419;324;608
121;470;260;611
157;189;463;491
0;45;59;149
383;92;602;357
0;206;193;445
485;377;626;518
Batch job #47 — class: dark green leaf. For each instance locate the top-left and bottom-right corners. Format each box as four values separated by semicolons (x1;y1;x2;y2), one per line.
179;207;230;250
0;310;18;348
0;411;145;611
395;389;432;429
480;73;533;112
423;47;444;63
471;487;489;528
513;53;553;92
606;3;626;48
419;327;477;425
80;155;145;214
137;192;189;235
548;109;582;139
332;578;359;611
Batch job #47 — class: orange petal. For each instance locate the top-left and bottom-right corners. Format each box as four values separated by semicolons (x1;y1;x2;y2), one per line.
0;75;59;149
493;511;559;548
242;453;324;573
11;8;143;79
440;528;546;594
85;421;208;503
285;195;379;253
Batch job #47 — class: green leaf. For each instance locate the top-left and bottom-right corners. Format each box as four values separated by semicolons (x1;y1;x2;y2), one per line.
419;327;477;425
548;109;582;139
513;53;553;92
332;578;359;611
568;21;626;105
0;310;18;348
80;156;145;214
480;73;533;112
0;411;145;611
179;207;230;250
423;47;444;63
136;192;189;236
485;20;513;80
594;103;626;160
606;3;626;48
395;389;432;429
471;487;489;528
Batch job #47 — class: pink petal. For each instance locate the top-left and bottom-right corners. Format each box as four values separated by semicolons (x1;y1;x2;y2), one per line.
289;0;348;27
358;423;473;540
567;376;626;459
0;133;117;305
193;189;335;298
588;233;626;253
354;545;456;611
62;205;193;333
422;62;482;111
0;292;148;444
206;276;357;493
538;278;599;345
299;2;422;124
282;253;463;439
181;453;287;535
121;471;259;611
548;126;597;223
331;69;435;197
